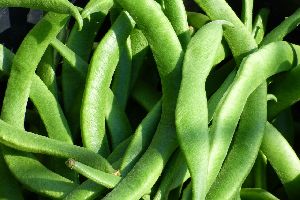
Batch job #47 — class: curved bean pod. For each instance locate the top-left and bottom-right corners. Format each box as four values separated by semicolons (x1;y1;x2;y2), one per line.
163;0;190;49
207;41;300;188
81;0;113;19
120;100;161;175
175;21;225;200
0;119;115;173
0;0;83;30
240;188;279;200
206;84;267;200
103;0;183;198
66;159;121;188
252;8;270;44
187;12;210;29
81;11;135;154
241;0;253;31
260;8;300;46
261;122;300;199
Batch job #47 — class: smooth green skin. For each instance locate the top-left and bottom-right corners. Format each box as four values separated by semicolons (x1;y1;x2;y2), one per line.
252;8;270;44
52;38;132;150
268;65;300;119
103;0;183;199
112;38;132;110
240;188;279;200
241;0;253;31
208;42;300;189
81;0;113;19
0;119;115;173
0;154;24;200
163;0;190;50
131;79;162;111
120;101;162;175
66;159;121;189
261;122;300;199
176;21;224;200
0;13;79;198
36;47;59;98
0;0;82;30
260;8;300;46
206;84;267;200
81;11;135;154
153;151;190;200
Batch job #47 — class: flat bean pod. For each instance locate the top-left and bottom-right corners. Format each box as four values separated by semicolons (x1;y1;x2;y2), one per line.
241;0;253;31
81;11;135;154
0;0;82;30
240;188;279;200
175;21;225;200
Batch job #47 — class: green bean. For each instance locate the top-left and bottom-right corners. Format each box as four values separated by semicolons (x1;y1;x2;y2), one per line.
241;0;253;31
181;182;192;200
0;44;73;144
66;159;121;189
0;119;115;173
253;151;267;189
240;188;279;200
268;65;300;119
153;150;189;200
176;21;225;200
51;38;132;150
107;136;132;164
120;100;161;175
36;47;58;98
261;122;300;199
62;11;108;137
3;149;78;198
206;83;267;200
187;12;210;29
252;8;270;44
81;0;113;19
163;0;190;49
103;0;183;198
208;41;300;189
0;0;83;30
0;154;24;200
81;11;135;155
111;38;132;110
260;8;300;46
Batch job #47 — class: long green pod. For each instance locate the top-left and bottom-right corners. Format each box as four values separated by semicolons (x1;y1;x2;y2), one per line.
62;11;108;137
181;183;192;200
0;44;73;144
241;0;253;31
81;11;135;154
0;119;115;173
240;188;279;200
175;21;225;200
81;0;113;19
187;12;210;29
66;159;121;189
3;149;77;199
0;0;83;30
206;84;267;200
103;0;183;198
261;122;300;199
153;151;190;200
207;42;300;188
268;65;300;119
0;154;24;200
260;8;300;46
252;8;270;44
163;0;190;49
51;38;132;150
120;100;162;175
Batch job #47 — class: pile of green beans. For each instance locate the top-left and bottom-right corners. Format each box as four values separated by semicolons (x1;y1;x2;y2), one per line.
0;0;299;199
